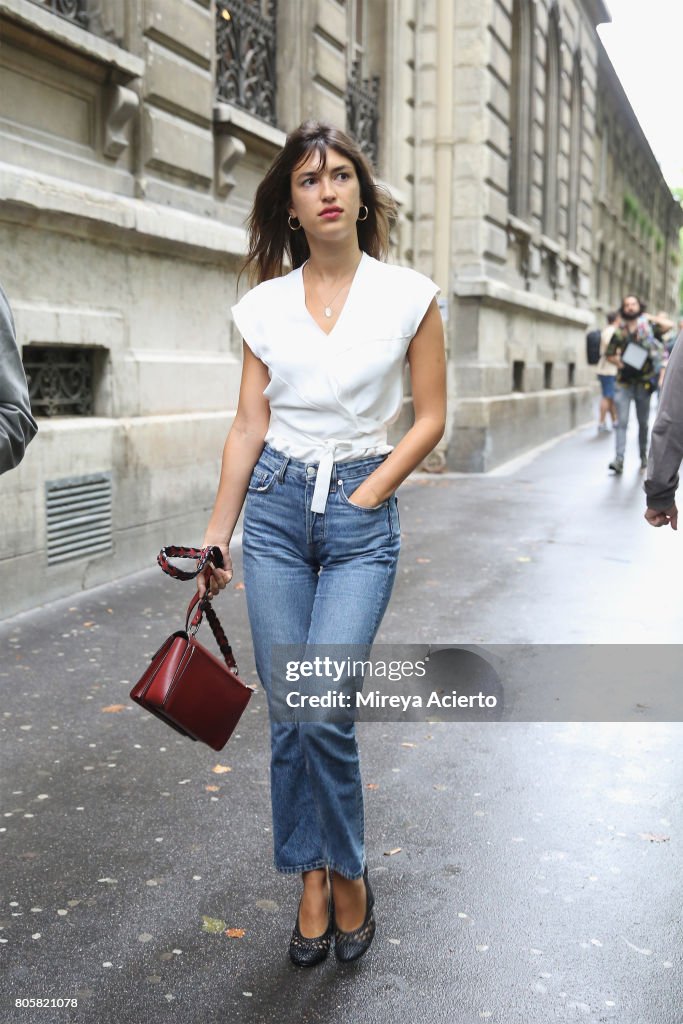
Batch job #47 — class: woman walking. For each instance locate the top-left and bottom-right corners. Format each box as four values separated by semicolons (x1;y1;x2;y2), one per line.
197;120;446;966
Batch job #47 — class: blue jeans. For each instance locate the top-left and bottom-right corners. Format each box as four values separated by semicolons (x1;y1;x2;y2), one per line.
598;374;616;399
242;443;401;879
614;381;652;461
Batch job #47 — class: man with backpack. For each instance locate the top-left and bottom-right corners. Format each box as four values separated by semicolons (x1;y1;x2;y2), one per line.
605;294;661;475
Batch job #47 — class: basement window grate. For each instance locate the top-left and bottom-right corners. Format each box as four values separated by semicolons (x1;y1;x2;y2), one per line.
23;346;96;417
46;473;113;566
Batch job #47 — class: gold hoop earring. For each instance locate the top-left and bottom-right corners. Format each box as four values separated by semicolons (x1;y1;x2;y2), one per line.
357;205;369;222
288;214;302;231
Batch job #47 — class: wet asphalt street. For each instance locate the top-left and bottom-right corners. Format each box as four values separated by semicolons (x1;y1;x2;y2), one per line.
1;409;682;1024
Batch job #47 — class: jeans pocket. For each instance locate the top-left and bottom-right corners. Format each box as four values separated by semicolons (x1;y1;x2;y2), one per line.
338;477;388;511
247;466;278;493
393;495;401;533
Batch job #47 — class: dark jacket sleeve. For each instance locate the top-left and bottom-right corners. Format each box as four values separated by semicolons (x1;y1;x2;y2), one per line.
644;331;683;510
0;283;38;474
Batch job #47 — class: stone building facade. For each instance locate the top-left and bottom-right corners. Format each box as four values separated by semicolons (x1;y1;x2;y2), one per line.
592;43;681;321
0;0;680;617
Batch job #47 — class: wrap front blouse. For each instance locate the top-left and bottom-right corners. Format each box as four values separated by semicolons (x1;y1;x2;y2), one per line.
230;250;440;513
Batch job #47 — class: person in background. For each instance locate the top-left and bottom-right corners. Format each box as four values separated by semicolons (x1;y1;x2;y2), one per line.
647;311;674;398
605;294;661;475
644;318;683;530
596;311;618;433
0;281;38;475
657;317;682;391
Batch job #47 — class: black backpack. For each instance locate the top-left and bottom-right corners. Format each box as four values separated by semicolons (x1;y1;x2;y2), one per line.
586;329;601;365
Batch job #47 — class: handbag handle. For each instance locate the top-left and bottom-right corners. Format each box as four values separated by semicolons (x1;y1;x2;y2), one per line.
157;545;239;674
157;544;223;580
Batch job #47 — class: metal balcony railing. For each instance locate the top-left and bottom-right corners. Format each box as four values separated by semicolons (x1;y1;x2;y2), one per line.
215;0;278;126
346;59;380;168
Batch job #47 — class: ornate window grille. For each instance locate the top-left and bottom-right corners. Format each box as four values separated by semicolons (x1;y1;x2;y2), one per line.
23;347;95;417
215;0;278;126
346;58;380;168
28;0;90;29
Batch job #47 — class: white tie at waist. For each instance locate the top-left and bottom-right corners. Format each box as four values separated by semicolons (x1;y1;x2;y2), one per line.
310;439;358;514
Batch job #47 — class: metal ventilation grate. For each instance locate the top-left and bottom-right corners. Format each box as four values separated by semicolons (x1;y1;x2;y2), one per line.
46;473;113;565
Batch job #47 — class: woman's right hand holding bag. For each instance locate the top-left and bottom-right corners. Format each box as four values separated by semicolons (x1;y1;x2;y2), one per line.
197;540;234;600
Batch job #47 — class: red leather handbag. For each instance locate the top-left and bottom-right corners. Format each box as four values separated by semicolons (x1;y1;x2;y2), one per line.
129;546;254;751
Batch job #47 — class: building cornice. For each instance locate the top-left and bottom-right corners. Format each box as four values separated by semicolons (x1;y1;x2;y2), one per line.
0;0;143;81
453;277;593;327
0;162;247;260
582;0;611;28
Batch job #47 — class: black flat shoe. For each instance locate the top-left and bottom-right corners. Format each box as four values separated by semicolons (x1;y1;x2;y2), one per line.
334;864;376;963
289;880;335;967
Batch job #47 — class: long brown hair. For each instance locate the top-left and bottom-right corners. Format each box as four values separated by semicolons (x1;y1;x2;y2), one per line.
239;120;398;287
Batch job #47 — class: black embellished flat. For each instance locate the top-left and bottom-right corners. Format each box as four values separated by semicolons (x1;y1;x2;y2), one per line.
334;864;376;963
289;879;335;967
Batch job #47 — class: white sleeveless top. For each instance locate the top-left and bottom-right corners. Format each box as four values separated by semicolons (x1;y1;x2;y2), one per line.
230;250;440;513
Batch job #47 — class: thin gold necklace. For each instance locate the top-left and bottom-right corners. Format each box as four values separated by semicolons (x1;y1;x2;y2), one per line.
304;257;362;318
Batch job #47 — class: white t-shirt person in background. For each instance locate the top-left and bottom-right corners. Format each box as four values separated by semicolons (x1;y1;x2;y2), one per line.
197;120;446;966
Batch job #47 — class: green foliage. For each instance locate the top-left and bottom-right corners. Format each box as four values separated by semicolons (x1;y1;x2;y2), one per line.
623;190;639;223
623;190;655;240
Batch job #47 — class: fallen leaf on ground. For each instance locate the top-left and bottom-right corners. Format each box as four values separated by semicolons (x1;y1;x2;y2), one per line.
225;928;245;938
101;704;127;713
205;785;219;792
212;765;232;774
255;899;278;911
83;621;96;627
201;916;226;934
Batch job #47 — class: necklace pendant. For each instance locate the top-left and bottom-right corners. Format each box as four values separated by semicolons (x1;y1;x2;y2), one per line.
323;306;333;318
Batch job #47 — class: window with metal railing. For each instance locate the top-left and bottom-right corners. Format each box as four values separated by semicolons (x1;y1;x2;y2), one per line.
215;0;278;126
346;58;380;169
27;0;90;30
345;0;380;168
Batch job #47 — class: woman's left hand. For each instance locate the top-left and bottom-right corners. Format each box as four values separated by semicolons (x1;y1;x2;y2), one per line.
347;483;386;509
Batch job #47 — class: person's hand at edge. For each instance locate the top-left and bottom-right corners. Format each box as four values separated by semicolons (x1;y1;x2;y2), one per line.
644;504;678;530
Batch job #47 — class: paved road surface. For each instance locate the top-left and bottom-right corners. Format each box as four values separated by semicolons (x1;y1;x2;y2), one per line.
2;415;681;1024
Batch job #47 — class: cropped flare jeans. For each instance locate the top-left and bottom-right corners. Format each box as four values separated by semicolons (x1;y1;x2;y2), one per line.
242;443;401;880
